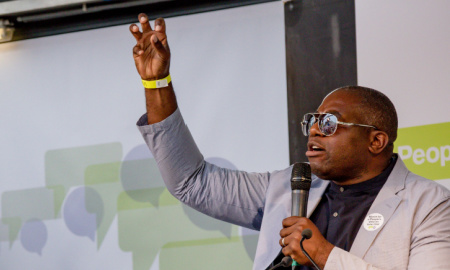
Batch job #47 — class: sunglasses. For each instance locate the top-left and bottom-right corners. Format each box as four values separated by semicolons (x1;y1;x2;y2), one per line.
301;113;378;136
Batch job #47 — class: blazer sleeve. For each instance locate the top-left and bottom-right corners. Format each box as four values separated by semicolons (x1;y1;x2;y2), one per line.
324;247;382;270
408;196;450;269
137;109;270;230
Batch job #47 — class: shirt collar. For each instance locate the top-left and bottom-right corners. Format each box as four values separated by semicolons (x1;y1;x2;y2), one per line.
329;155;398;195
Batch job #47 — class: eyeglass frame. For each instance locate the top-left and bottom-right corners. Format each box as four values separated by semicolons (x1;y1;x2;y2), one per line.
301;113;378;136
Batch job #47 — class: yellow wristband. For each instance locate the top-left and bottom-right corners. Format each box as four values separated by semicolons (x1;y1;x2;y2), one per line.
142;74;171;89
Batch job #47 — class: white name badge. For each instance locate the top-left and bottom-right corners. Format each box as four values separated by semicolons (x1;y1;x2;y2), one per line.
364;213;384;231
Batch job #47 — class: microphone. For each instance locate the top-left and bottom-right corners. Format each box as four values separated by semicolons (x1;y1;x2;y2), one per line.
301;228;313;239
280;257;293;267
267;256;293;270
291;162;311;217
290;163;311;269
300;229;321;270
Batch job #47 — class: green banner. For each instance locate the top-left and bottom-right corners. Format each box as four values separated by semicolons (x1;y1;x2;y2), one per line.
394;122;450;180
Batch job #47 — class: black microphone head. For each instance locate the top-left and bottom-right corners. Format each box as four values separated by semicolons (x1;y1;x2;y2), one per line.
291;162;311;190
301;228;313;239
280;256;293;267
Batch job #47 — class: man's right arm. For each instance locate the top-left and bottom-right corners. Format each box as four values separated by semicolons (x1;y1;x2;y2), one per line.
130;14;270;230
137;108;270;230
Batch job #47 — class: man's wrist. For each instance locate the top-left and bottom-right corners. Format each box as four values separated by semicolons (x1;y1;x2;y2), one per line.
142;74;171;89
315;243;335;269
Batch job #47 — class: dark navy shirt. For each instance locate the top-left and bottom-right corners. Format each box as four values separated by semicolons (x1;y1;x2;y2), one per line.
268;156;397;270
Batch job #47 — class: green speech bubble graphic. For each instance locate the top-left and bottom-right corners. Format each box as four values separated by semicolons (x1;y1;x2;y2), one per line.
84;161;122;248
45;142;122;216
1;187;54;247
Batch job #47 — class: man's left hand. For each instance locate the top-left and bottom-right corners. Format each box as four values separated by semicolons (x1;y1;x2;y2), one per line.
279;217;335;268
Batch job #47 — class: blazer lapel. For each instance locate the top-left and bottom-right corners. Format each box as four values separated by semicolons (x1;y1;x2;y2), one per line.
350;157;408;258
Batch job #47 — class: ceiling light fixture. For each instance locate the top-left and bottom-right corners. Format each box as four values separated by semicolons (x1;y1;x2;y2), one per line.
0;19;14;43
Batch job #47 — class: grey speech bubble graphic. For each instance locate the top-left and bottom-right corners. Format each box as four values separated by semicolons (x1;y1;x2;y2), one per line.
205;157;238;170
20;219;48;256
123;144;153;161
63;186;104;241
121;144;165;206
181;204;233;238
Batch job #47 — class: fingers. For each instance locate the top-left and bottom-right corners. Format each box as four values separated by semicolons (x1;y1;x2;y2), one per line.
280;225;303;241
150;34;169;59
154;18;166;34
129;24;142;42
139;13;152;32
131;15;167;46
282;216;307;227
279;235;301;260
281;217;308;235
280;236;291;248
279;219;309;265
279;218;331;268
281;238;300;253
132;45;143;58
279;217;308;247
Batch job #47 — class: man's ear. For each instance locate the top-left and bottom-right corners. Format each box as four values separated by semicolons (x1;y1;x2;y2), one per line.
368;130;390;154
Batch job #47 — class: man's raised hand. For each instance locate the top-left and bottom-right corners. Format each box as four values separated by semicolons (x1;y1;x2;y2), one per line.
130;14;170;81
130;13;176;124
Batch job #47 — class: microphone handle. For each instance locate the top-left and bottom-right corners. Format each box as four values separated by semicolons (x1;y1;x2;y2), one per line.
291;189;309;217
292;190;309;269
299;190;309;217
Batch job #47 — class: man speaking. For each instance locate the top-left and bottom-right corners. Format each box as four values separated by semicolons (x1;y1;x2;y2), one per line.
130;13;450;270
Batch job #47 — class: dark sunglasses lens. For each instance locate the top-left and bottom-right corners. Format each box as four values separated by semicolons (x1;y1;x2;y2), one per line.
319;114;338;135
301;114;316;136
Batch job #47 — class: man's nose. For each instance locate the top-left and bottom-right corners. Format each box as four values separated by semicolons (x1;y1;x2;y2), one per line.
309;121;323;137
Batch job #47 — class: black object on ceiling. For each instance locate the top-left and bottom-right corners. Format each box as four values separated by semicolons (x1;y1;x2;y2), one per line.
2;0;276;42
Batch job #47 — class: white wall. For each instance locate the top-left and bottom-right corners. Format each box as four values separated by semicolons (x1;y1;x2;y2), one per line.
356;0;450;127
356;0;450;188
0;2;287;269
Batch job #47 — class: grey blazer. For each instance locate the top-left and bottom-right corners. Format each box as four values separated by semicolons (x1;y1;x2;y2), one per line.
138;109;450;270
